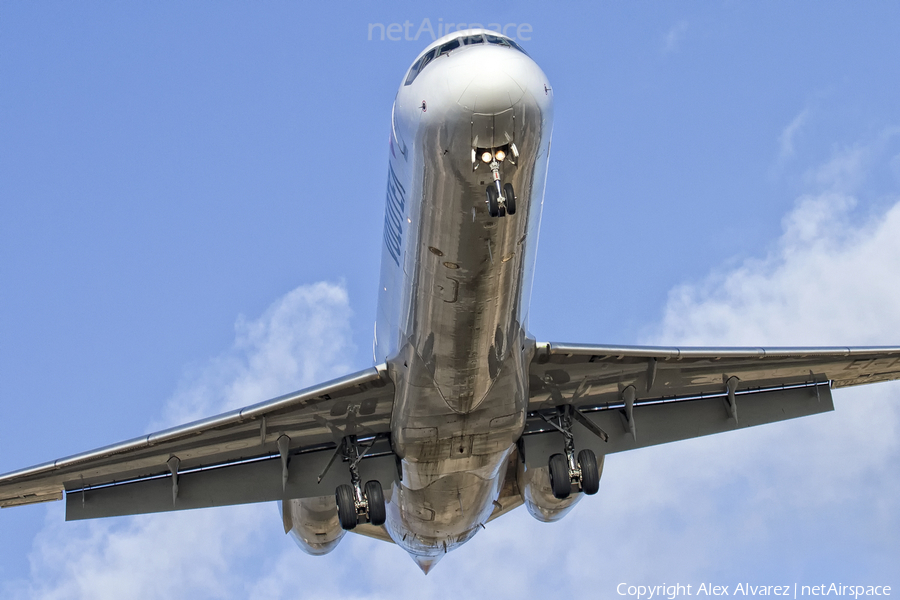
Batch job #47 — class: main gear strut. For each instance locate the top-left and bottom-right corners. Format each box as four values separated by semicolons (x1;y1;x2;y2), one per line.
539;404;604;499
330;435;386;530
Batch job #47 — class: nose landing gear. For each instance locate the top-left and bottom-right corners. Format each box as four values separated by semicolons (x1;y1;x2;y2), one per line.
333;435;387;530
485;159;516;218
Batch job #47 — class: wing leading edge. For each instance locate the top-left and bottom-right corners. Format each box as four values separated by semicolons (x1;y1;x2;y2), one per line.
522;342;900;466
0;366;396;520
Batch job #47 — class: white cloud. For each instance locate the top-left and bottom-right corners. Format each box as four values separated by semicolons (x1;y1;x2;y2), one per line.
657;190;900;346
10;505;271;600
778;108;809;160
663;21;689;54
154;282;355;429
658;138;900;347
805;142;871;194
641;135;900;587
891;152;900;183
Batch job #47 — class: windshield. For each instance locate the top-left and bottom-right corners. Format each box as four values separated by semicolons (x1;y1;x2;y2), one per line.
404;33;528;86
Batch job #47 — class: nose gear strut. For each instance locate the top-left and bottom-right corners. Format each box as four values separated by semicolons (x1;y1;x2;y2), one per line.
485;159;516;218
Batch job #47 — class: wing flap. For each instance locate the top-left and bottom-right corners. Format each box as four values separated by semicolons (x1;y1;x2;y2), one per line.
522;381;834;468
65;447;398;521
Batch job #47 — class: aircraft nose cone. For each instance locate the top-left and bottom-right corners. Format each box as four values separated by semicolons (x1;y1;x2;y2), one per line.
411;553;444;574
448;49;529;114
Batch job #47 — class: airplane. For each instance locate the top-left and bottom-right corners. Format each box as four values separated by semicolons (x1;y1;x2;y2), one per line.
3;28;900;574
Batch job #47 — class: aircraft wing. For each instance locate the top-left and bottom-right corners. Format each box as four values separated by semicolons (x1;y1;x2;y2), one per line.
521;342;900;466
0;366;396;521
6;343;900;519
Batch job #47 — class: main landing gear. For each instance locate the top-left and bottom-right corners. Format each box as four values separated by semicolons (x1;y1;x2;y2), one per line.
332;435;386;530
485;159;516;218
542;405;602;499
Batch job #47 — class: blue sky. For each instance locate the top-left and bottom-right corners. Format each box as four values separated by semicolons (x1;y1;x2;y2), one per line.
2;2;899;598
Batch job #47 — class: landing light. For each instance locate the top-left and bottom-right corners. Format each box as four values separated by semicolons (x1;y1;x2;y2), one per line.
494;150;506;162
481;152;492;163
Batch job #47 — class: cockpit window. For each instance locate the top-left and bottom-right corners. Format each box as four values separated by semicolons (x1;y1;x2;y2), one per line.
404;56;424;86
404;48;436;85
506;38;529;56
404;34;527;86
419;49;437;71
439;39;460;55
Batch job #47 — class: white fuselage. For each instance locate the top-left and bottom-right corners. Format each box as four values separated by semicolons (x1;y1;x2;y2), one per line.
373;30;553;561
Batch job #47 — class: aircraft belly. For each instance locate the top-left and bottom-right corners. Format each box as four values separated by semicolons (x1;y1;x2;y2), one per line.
385;453;510;556
385;103;545;555
389;108;539;451
383;47;553;558
398;100;544;407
